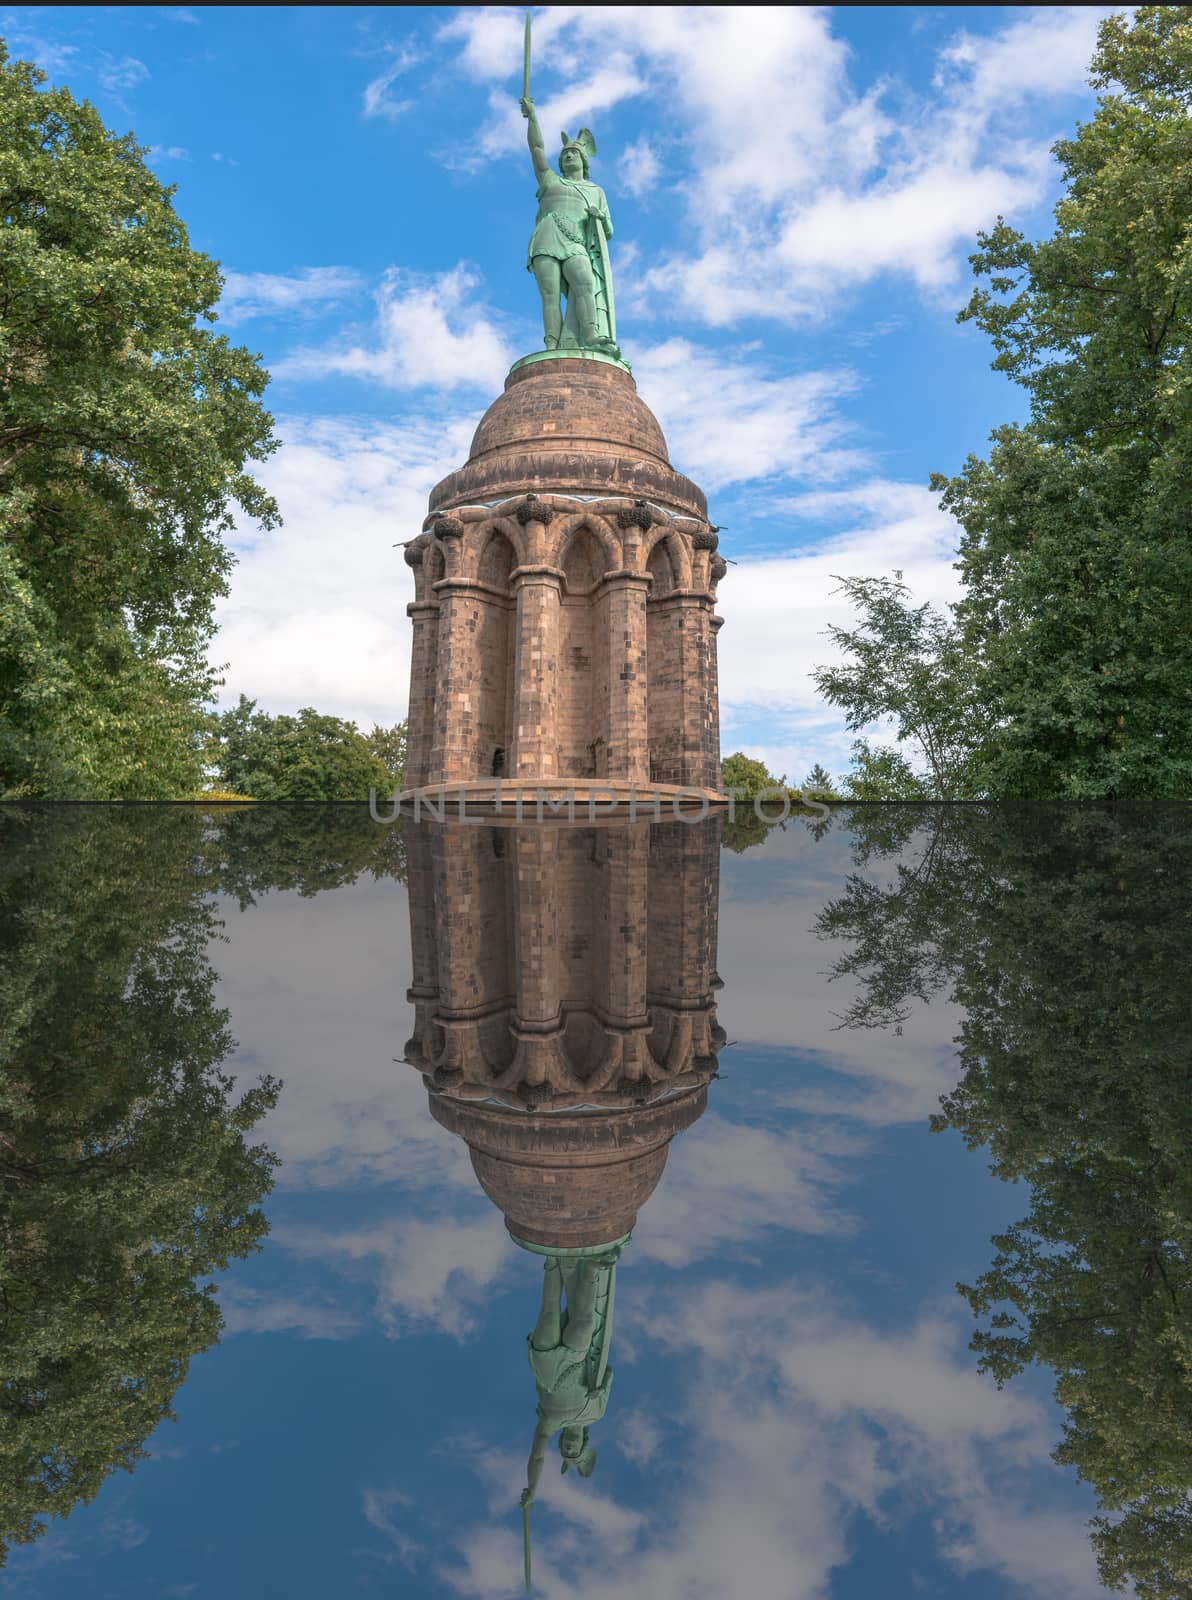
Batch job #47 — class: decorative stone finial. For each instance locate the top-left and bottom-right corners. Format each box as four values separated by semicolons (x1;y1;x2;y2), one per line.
692;527;719;552
616;498;656;531
434;516;464;541
403;537;427;567
516;493;555;527
710;554;728;583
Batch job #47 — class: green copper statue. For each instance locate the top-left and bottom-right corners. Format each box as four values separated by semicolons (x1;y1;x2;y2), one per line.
519;17;619;358
519;1240;625;1591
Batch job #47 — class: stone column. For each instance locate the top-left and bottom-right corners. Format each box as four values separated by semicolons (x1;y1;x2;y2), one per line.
404;599;439;790
511;566;563;781
709;613;724;789
427;585;476;785
601;821;651;1030
511;828;561;1031
601;571;651;782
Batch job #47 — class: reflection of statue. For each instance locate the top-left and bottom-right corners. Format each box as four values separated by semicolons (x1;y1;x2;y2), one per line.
522;1242;623;1496
518;16;618;360
402;815;724;1591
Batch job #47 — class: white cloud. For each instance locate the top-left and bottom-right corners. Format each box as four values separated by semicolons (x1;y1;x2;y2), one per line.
277;266;513;394
633;338;863;491
218;266;365;324
147;144;189;161
619;136;662;201
212;411;475;729
98;54;149;96
715;479;963;762
161;7;199;22
362;45;420;121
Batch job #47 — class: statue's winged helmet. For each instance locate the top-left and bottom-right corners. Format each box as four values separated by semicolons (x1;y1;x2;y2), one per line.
559;127;597;178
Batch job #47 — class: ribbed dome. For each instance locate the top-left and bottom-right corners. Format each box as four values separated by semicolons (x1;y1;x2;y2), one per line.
428;356;707;520
429;1087;708;1249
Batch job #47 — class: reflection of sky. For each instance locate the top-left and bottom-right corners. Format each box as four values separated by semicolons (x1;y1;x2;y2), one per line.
10;819;1105;1598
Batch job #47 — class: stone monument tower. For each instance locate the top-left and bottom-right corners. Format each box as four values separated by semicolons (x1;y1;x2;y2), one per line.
400;37;725;805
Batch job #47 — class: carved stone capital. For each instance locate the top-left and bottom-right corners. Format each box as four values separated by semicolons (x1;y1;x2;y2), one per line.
616;498;657;531
403;535;428;567
433;516;464;540
515;493;555;526
710;554;728;582
692;527;719;552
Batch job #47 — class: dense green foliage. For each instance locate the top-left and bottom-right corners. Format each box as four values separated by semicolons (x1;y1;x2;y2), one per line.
817;10;1192;797
817;805;1192;1595
0;46;278;799
210;696;400;801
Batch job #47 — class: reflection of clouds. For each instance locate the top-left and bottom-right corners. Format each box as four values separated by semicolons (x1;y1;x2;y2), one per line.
276;1214;515;1340
630;1113;862;1268
718;822;964;1127
213;877;474;1194
439;1280;1101;1600
218;1282;361;1340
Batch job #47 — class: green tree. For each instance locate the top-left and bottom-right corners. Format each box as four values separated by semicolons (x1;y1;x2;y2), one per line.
210;696;392;801
816;806;1192;1595
802;762;837;798
0;807;280;1563
720;751;777;801
933;8;1192;797
813;575;987;798
0;46;278;799
837;739;928;801
365;720;407;788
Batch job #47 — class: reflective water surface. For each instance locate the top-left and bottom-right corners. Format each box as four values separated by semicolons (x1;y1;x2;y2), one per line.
1;805;1188;1598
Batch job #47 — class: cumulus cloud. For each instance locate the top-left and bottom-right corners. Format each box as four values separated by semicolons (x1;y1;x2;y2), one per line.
715;478;963;759
633;338;863;490
218;266;366;324
212;410;477;728
277;266;513;393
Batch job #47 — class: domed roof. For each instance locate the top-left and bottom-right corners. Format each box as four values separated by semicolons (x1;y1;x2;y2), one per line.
428;355;707;519
429;1087;708;1250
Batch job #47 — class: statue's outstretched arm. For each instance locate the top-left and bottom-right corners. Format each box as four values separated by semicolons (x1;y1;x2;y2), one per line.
520;98;551;183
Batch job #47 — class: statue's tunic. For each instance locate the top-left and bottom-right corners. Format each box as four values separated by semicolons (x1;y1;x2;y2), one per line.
527;1338;613;1428
526;179;612;271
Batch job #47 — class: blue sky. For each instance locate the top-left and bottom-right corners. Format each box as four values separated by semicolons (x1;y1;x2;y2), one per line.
4;818;1110;1598
5;4;1116;775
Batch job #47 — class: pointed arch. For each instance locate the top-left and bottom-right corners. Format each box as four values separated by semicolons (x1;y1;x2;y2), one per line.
553;512;619;579
477;527;517;592
647;538;676;597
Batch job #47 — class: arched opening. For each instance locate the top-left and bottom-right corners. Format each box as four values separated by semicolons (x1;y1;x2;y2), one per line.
559;527;607;778
473;529;516;781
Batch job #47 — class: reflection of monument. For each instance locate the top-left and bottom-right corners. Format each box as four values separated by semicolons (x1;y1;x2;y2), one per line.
402;815;723;1583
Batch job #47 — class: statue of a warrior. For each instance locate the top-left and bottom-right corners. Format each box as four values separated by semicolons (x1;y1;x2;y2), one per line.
520;96;620;359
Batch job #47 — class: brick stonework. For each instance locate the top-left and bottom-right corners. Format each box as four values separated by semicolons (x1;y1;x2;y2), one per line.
404;359;725;793
402;816;725;1250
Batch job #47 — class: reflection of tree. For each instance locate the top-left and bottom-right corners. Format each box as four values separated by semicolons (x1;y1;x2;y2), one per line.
817;807;1192;1599
0;806;406;1564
